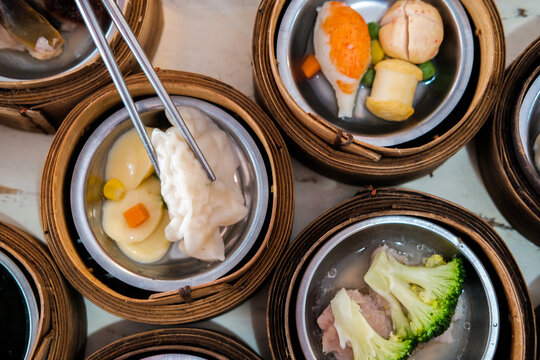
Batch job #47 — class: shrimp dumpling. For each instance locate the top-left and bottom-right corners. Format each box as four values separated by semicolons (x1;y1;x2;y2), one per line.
314;1;371;118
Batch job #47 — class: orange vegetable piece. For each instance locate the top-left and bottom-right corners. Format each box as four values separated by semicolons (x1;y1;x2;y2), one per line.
302;54;321;78
123;203;150;228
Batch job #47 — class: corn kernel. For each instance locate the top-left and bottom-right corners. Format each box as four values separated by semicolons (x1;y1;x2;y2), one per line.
103;178;126;200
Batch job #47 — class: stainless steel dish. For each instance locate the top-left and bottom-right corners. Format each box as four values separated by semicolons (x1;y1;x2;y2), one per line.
296;215;499;359
0;0;126;82
517;74;540;181
70;96;269;292
0;250;39;360
276;0;474;146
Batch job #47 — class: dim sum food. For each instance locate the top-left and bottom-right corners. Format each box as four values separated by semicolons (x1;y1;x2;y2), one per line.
100;106;248;264
152;106;248;262
0;0;64;60
379;0;444;64
318;246;465;360
366;59;423;121
25;0;106;31
313;1;371;118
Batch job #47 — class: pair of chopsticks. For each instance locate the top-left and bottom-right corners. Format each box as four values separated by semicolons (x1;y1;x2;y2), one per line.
75;0;216;181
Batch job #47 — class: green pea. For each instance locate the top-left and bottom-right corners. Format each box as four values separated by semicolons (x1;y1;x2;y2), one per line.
418;61;436;81
368;22;380;40
361;67;375;87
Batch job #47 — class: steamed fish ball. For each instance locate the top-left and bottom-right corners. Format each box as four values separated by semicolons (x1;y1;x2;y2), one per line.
102;177;163;244
116;214;170;264
313;1;371;118
105;127;154;190
379;0;444;64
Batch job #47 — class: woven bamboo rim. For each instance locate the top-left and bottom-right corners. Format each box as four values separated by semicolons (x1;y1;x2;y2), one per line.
476;36;540;242
86;328;261;360
0;221;86;360
0;0;161;134
40;69;294;324
252;0;505;185
267;188;535;359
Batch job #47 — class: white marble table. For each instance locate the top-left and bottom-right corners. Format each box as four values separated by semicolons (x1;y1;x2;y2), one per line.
0;1;539;358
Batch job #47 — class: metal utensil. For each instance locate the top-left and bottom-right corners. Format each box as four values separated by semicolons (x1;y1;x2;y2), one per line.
75;0;215;181
71;96;269;292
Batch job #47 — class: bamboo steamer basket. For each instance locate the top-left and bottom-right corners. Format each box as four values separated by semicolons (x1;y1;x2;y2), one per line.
86;328;261;360
40;70;294;324
476;37;540;242
267;188;536;359
0;0;161;134
252;0;505;185
0;221;86;360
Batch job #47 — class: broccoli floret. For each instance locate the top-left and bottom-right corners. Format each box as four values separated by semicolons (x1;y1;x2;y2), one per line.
330;288;413;360
364;248;465;343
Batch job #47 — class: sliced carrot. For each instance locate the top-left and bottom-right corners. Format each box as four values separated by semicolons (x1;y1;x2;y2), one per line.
302;54;321;78
123;203;150;228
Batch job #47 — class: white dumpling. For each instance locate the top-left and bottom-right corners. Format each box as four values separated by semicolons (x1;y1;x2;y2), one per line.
116;214;170;263
102;176;163;244
151;106;248;262
105;127;154;190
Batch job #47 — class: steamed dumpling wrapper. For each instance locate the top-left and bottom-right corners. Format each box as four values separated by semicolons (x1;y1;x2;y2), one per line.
151;106;248;261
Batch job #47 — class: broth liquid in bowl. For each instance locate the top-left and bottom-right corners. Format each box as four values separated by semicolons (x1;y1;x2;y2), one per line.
308;239;471;360
0;262;30;359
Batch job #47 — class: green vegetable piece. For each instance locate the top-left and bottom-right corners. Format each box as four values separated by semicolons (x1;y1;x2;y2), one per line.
368;22;380;40
418;61;436;81
371;40;385;65
364;248;465;343
361;67;375;87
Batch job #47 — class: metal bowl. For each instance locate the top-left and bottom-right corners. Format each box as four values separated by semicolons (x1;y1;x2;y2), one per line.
516;73;540;188
70;96;269;292
0;0;126;82
276;0;474;146
296;215;499;359
0;250;39;360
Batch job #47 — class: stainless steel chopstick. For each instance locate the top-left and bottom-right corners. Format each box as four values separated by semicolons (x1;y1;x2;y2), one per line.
75;0;216;182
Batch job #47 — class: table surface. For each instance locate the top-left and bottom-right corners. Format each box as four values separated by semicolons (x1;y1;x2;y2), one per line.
0;0;539;358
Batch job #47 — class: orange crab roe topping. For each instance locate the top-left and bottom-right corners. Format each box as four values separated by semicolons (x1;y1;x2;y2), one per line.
322;1;370;93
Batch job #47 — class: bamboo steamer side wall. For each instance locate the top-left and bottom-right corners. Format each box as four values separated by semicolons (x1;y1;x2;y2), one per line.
41;70;294;324
0;0;162;134
0;221;86;360
86;328;261;360
251;0;505;185
266;189;535;359
476;36;540;242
